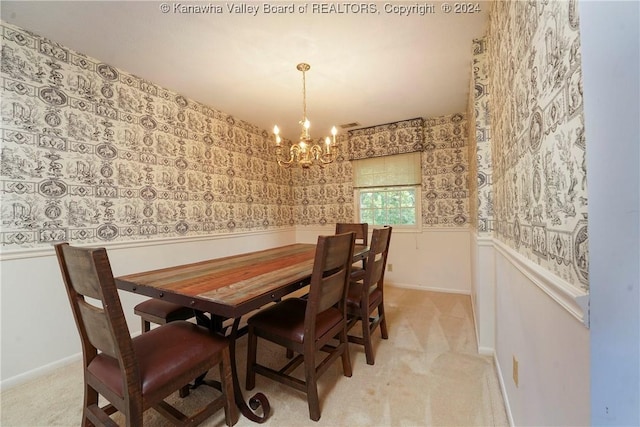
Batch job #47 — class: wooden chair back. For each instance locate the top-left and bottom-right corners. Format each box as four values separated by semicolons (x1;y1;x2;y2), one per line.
245;232;355;421
335;223;368;246
55;243;135;378
346;226;392;365
305;232;356;339
363;226;393;294
336;223;369;280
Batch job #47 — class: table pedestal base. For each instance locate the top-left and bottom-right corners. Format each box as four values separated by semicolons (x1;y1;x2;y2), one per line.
194;312;270;423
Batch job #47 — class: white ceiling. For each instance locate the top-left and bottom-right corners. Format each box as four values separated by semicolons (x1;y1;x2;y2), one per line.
1;1;489;142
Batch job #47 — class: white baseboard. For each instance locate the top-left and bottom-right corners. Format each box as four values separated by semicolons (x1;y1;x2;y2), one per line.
0;329;145;392
1;352;81;392
387;281;471;295
493;353;515;427
469;288;491;355
478;346;495;356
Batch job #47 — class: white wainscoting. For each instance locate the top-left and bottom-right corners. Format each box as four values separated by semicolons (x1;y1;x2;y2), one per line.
469;234;591;426
470;233;496;355
493;243;590;427
493;239;589;325
0;228;296;390
296;226;472;294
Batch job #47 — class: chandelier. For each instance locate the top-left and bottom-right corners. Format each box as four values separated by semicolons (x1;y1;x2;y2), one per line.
274;63;337;168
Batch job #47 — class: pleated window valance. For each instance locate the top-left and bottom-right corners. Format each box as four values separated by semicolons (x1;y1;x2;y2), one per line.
347;117;425;160
352;152;422;188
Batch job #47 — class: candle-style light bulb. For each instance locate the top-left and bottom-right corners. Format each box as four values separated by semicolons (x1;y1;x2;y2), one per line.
274;125;281;146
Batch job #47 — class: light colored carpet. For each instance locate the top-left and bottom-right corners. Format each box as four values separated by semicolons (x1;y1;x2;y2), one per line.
0;288;509;426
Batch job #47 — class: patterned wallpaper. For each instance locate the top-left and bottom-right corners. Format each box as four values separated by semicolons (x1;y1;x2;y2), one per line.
487;0;588;290
347;118;425;160
290;145;356;226
467;67;478;231
0;22;293;248
346;116;470;228
423;114;469;227
0;21;470;251
468;37;494;235
293;115;470;228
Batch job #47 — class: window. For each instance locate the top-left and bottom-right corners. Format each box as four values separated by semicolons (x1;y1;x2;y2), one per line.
352;152;422;229
357;186;420;227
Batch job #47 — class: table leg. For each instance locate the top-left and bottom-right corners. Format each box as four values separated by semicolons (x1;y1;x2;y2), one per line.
227;317;270;423
193;311;270;422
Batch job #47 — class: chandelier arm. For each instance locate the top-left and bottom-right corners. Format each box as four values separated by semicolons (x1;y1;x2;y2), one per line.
277;159;294;167
319;153;337;164
275;146;295;167
309;144;322;158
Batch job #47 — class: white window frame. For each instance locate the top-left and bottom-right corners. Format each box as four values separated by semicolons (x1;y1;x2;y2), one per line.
354;185;422;231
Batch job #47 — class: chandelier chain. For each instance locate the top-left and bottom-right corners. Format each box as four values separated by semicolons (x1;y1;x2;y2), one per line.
302;68;307;122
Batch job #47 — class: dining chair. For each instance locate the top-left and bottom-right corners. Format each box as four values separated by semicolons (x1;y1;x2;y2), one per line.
245;232;355;421
346;226;392;365
335;222;368;281
54;243;238;427
134;299;194;333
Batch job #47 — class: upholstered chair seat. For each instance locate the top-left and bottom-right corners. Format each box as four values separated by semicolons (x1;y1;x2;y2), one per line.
134;299;194;332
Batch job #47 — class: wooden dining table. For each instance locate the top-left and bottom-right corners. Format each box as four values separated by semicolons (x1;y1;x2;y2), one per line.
115;242;368;423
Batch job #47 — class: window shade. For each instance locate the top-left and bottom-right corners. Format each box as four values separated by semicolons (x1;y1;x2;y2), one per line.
352;152;422;188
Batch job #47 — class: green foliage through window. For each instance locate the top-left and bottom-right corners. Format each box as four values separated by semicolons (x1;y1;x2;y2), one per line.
359;187;417;226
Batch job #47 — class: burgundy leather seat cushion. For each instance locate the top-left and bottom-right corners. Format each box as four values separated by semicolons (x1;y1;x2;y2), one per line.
349;266;365;280
248;298;342;343
346;282;383;310
87;321;226;398
134;299;193;321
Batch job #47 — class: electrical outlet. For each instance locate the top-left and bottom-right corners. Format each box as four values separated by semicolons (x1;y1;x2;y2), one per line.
512;356;519;387
387;263;393;272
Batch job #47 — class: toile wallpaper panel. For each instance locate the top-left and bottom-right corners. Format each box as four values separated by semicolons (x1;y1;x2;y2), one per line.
0;21;294;248
290;146;356;226
487;0;588;290
1;21;471;252
289;116;471;228
347;118;425;160
467;65;478;231
344;116;470;228
422;113;469;227
468;37;493;235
